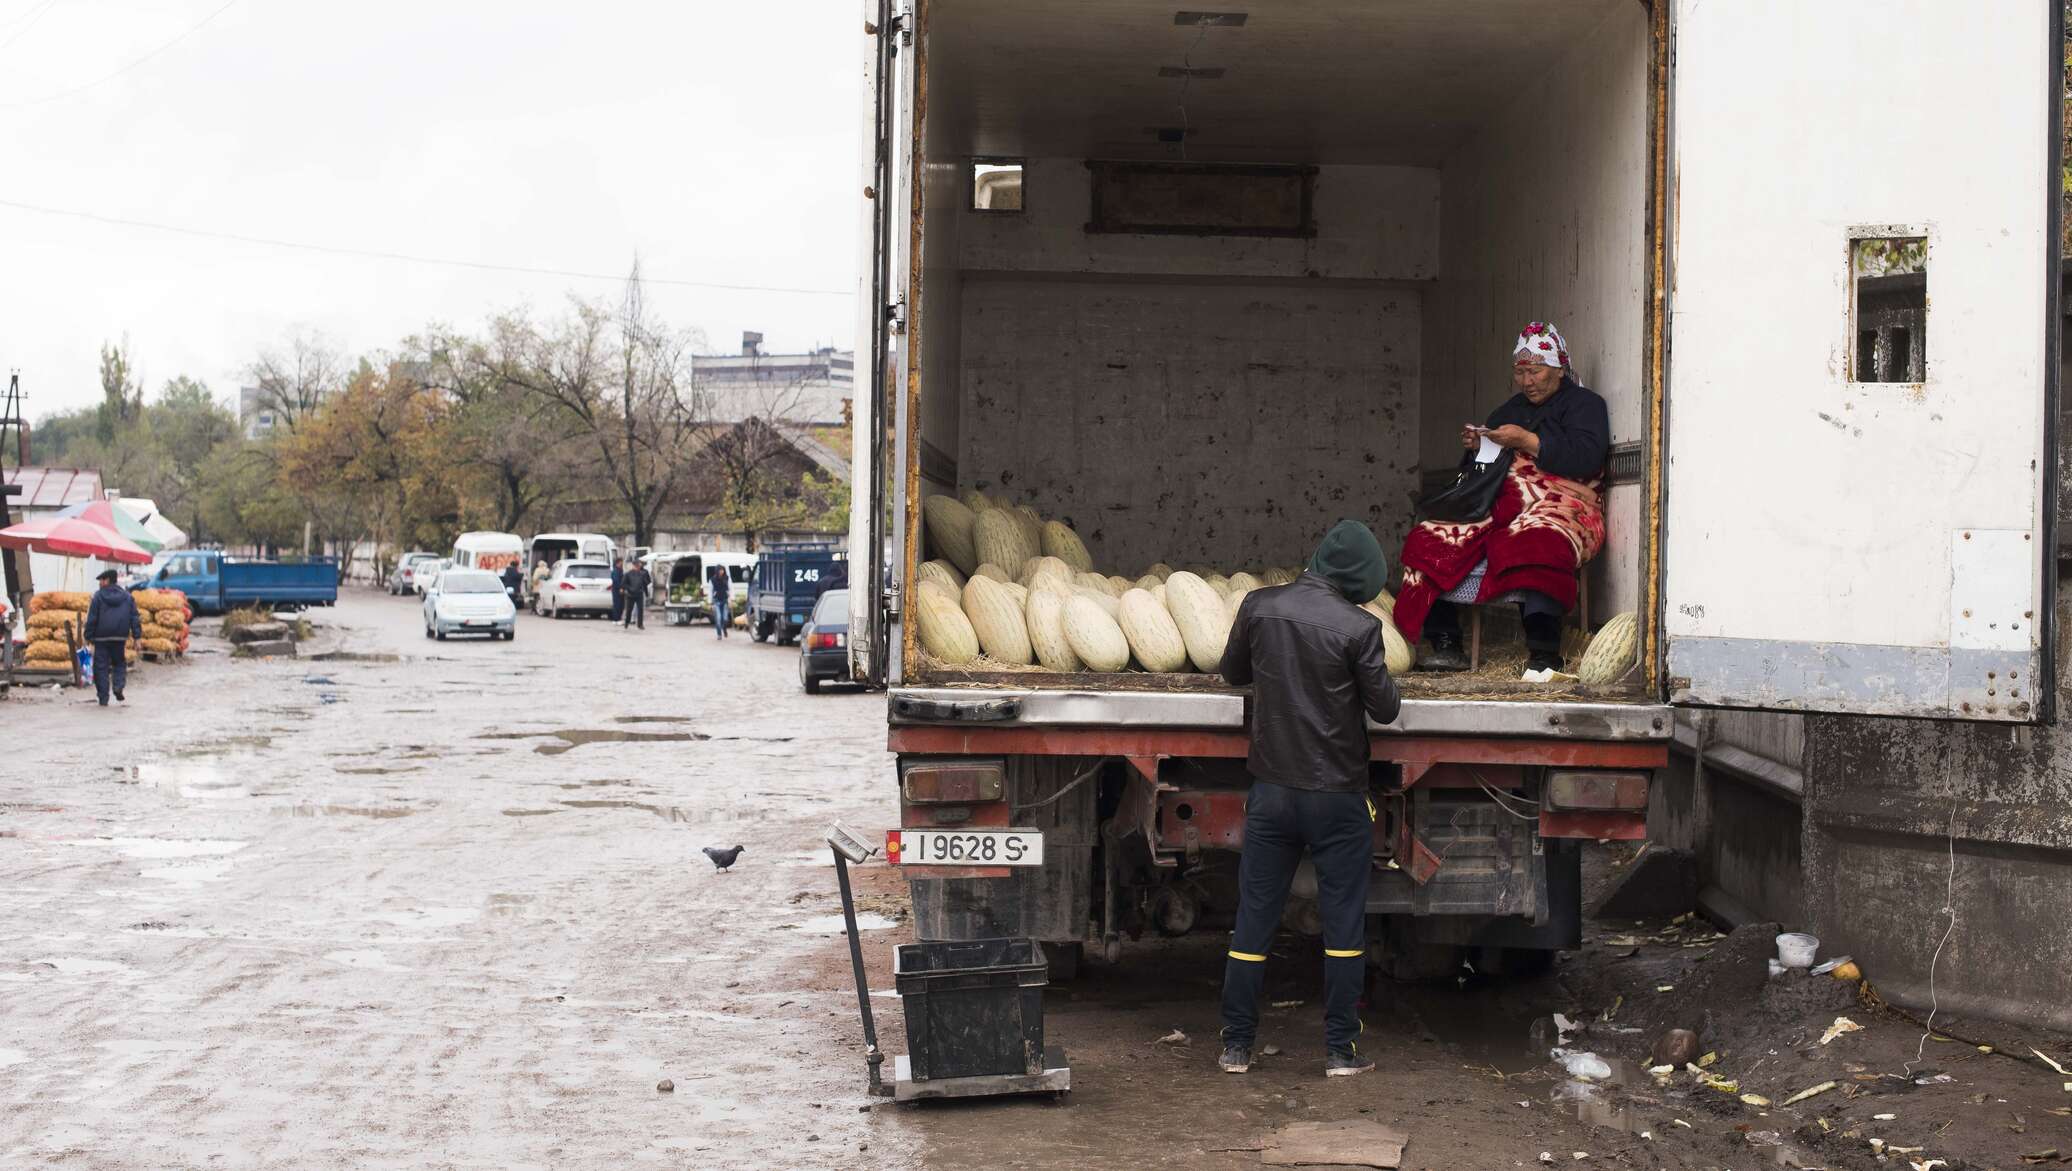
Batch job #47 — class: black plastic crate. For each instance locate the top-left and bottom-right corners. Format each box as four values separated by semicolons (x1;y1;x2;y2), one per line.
893;937;1048;1081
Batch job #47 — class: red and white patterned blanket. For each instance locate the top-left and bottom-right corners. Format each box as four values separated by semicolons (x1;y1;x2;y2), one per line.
1394;449;1605;642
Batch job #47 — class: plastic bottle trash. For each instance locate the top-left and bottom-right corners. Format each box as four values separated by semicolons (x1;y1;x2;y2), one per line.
1776;932;1819;969
1552;1048;1613;1081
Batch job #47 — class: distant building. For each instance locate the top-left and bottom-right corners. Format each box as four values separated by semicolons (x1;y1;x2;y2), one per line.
693;331;854;427
238;386;281;440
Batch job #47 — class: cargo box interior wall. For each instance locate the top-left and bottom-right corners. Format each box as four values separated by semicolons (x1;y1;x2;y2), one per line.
905;0;1653;693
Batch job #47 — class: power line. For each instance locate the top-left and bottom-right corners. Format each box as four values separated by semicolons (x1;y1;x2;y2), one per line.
0;197;855;296
0;0;236;111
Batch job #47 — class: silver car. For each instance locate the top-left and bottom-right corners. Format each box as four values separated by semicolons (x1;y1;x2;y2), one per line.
422;570;518;640
389;552;437;596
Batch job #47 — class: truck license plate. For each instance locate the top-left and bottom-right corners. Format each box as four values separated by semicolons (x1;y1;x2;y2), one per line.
889;829;1044;867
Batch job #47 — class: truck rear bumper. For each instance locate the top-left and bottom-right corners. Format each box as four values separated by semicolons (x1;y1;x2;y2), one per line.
889;687;1670;742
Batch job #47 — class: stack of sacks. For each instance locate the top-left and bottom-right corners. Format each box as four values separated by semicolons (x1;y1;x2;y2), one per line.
132;588;191;656
22;592;91;667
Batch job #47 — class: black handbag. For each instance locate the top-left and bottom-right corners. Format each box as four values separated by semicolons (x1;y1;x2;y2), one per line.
1415;448;1513;523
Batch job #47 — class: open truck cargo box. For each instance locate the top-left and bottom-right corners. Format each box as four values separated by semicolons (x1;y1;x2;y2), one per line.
854;0;2060;727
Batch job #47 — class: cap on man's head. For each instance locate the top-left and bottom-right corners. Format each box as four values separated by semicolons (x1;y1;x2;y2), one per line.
97;568;120;583
1307;519;1388;603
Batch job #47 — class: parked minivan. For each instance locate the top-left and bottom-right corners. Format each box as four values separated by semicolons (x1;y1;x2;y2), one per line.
528;532;616;578
450;532;524;575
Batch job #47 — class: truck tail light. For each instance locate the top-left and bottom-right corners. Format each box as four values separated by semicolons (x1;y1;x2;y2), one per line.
1545;770;1650;811
901;758;1006;804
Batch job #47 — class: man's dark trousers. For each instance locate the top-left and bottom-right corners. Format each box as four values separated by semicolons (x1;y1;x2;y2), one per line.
91;639;127;704
1221;779;1374;1055
623;594;645;629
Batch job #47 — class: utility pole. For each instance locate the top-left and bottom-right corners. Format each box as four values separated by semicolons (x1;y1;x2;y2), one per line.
1;371;27;692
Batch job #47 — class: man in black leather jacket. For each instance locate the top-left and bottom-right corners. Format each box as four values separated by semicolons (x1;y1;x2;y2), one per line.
83;568;143;707
1216;519;1401;1078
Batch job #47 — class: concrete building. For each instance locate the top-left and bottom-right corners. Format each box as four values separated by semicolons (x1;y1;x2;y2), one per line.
237;386;282;441
692;332;854;428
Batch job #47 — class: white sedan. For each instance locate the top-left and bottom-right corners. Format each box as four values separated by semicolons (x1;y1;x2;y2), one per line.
536;559;615;618
422;570;518;641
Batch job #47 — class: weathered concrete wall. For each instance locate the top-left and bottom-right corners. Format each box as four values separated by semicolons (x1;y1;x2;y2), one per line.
956;279;1421;571
1803;592;2072;1030
1427;0;1649;622
1653;711;1807;928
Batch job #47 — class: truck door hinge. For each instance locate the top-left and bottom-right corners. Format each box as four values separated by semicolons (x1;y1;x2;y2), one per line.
885;297;907;334
883;581;902;620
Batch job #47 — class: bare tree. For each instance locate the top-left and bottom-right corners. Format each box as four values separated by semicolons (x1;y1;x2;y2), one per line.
247;330;344;433
486;262;708;547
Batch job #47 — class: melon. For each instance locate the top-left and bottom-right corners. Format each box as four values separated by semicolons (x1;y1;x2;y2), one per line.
975;509;1038;577
1025;589;1083;673
1009;505;1046;553
1577;611;1639;686
962;576;1033;664
1063;595;1131;672
1000;581;1029;607
1362;602;1414;674
959;488;998;514
1164;572;1233;672
1228;572;1264;594
1024;556;1076;596
973;562;1013;583
915;581;980;664
1134;574;1163;592
1075;571;1118;597
1119;588;1188;672
1074;585;1122;619
1107;575;1133;594
922;495;980;574
1144;562;1175;581
919;560;966;593
1263;567;1297;587
1042;521;1094;573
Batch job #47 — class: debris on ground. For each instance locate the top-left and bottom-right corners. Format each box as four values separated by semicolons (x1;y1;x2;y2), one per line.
656;1079;674;1093
1650;1027;1698;1067
1781;1080;1834;1105
1259;1120;1407;1168
1154;1028;1188;1046
1821;1016;1863;1044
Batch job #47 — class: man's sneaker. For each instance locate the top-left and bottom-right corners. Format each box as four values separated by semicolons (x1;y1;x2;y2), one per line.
1324;1050;1375;1077
1218;1043;1253;1073
1418;634;1470;673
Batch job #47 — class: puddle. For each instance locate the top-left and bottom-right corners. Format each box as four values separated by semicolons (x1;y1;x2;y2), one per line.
308;651;400;663
556;799;716;823
366;907;478;930
333;765;422;776
33;957;139;977
139;860;237;885
276;803;420;819
477;729;709;756
60;838;248;860
324;949;408;972
485;894;535;916
614;716;693;725
502;808;561;817
555;779;633;789
169;736;272;756
126;763;251;801
0;1048;25;1068
788;913;899;934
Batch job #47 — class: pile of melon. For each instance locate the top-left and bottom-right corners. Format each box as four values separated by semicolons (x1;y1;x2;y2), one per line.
916;490;1415;676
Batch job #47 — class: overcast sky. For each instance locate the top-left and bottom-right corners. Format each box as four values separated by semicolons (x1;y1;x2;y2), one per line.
1;0;861;422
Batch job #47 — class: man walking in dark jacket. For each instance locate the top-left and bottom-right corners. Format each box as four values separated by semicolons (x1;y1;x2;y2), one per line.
1217;520;1401;1078
621;562;651;630
83;569;143;708
707;562;731;639
608;558;625;623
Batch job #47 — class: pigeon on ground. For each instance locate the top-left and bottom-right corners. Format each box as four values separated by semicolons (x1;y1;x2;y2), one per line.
703;845;745;872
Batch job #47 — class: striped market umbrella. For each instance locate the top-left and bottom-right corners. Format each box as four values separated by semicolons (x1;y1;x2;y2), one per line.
0;513;154;564
54;499;165;554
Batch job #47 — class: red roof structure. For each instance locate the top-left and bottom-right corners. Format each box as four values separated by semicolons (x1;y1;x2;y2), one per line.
2;467;104;511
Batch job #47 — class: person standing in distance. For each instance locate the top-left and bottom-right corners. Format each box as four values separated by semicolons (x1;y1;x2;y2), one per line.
707;561;732;639
1216;519;1401;1078
84;568;143;708
621;560;651;630
608;557;625;623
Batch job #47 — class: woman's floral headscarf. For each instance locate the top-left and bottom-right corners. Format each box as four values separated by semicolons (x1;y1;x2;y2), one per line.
1513;321;1570;369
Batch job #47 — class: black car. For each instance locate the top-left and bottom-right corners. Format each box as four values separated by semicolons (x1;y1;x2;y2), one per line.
798;588;850;694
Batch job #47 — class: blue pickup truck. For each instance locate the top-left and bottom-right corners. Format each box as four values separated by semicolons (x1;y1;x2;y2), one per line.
146;551;340;615
747;545;847;646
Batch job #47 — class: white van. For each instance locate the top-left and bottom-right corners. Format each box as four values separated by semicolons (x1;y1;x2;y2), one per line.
450;531;525;575
528;532;617;577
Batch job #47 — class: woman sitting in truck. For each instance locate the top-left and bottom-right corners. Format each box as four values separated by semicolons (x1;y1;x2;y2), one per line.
1393;321;1609;682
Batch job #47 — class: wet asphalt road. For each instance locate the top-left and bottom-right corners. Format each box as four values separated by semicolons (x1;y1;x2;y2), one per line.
2;589;902;1169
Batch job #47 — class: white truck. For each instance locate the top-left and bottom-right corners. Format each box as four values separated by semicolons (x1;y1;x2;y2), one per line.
848;0;2060;979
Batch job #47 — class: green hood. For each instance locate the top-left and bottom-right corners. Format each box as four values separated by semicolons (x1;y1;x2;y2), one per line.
1307;519;1388;603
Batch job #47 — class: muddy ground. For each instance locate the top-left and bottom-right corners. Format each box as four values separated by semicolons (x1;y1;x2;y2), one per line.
3;590;2067;1170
